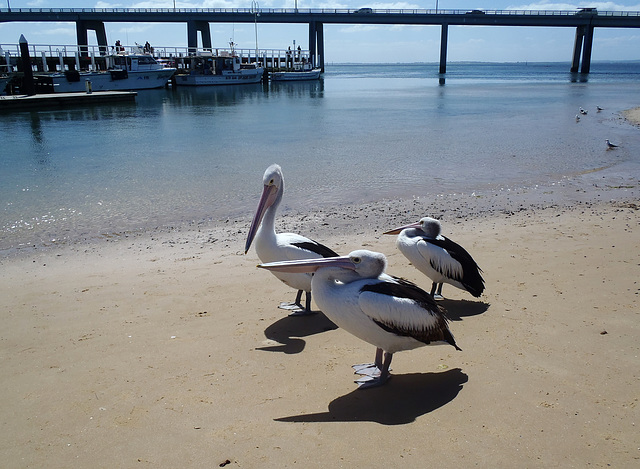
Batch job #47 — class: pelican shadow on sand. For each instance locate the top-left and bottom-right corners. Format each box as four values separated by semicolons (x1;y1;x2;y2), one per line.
439;299;490;321
275;368;468;425
258;312;338;354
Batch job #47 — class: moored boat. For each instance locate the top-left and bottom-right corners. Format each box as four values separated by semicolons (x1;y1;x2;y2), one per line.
33;53;176;92
270;61;321;82
174;52;264;86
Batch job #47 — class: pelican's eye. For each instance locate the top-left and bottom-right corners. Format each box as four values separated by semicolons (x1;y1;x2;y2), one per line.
352;256;361;264
268;178;275;185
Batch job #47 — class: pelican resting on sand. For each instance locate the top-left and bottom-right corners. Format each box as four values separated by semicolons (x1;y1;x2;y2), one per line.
245;164;339;315
384;217;484;300
259;250;461;389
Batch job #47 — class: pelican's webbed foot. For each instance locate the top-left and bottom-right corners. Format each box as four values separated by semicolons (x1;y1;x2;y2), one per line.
278;290;315;316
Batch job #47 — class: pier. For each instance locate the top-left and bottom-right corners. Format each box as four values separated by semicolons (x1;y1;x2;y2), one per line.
1;8;640;74
0;42;312;81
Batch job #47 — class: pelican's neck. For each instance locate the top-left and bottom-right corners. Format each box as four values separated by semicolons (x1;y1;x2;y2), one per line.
257;186;282;242
399;227;425;241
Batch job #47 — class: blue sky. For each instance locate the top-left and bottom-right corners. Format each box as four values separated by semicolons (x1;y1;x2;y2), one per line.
1;1;639;62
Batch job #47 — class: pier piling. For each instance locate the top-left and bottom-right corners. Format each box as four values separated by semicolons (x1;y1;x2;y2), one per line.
18;35;35;96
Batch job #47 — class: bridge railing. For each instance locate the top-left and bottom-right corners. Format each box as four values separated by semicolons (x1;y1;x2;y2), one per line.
1;8;639;17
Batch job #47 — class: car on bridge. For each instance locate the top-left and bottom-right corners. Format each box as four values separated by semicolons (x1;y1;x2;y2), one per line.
576;8;598;15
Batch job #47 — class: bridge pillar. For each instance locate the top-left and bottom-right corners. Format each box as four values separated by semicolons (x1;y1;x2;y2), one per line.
571;26;584;73
308;21;324;72
187;20;212;54
317;22;324;72
308;22;316;67
76;20;108;55
581;26;594;74
439;23;448;74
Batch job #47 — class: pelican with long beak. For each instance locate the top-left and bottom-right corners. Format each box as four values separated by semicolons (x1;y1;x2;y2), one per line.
384;217;484;299
245;164;339;315
259;250;461;389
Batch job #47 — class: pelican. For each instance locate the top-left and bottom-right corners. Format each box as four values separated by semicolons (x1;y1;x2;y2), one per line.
258;250;461;388
245;164;339;315
384;217;484;300
606;139;618;149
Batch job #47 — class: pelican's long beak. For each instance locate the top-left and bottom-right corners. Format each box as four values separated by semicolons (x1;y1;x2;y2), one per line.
244;184;278;254
383;221;421;235
258;256;355;273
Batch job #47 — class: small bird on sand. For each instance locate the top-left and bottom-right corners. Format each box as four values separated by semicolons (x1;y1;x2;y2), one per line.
596;106;603;112
575;114;580;122
580;107;588;115
605;139;618;150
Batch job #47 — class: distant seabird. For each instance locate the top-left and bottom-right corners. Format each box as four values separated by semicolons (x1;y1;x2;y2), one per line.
606;139;618;149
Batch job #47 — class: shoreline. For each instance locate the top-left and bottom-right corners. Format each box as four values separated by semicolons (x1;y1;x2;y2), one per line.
2;162;638;261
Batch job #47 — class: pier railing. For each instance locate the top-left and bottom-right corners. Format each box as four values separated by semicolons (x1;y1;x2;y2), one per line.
0;43;311;73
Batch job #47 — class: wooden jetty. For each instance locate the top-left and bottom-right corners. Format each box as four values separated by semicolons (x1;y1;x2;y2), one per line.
0;91;136;112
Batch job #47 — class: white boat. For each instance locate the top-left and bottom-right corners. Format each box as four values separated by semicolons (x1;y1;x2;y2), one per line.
34;54;176;92
270;62;321;82
175;53;264;86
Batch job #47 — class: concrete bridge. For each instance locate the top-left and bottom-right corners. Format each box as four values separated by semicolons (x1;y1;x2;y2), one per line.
2;7;640;73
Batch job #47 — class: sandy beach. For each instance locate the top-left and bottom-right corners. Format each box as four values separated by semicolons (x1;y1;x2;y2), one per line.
1;117;640;467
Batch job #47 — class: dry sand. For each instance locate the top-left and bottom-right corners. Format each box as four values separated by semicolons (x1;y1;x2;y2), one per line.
1;163;640;467
623;106;640;127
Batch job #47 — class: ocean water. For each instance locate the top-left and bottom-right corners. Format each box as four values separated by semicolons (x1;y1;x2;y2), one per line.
1;61;639;253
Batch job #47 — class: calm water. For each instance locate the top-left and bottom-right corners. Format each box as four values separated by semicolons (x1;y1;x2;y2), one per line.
1;62;640;253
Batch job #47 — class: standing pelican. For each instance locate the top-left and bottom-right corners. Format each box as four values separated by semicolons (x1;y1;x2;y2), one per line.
259;250;461;388
384;217;484;299
245;164;339;315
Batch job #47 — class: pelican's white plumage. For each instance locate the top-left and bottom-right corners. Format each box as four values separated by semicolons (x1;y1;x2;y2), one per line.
259;250;461;388
245;164;339;314
385;217;484;299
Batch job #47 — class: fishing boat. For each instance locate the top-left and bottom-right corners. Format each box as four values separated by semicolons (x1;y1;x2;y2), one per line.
33;53;176;93
270;61;321;82
174;52;264;86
